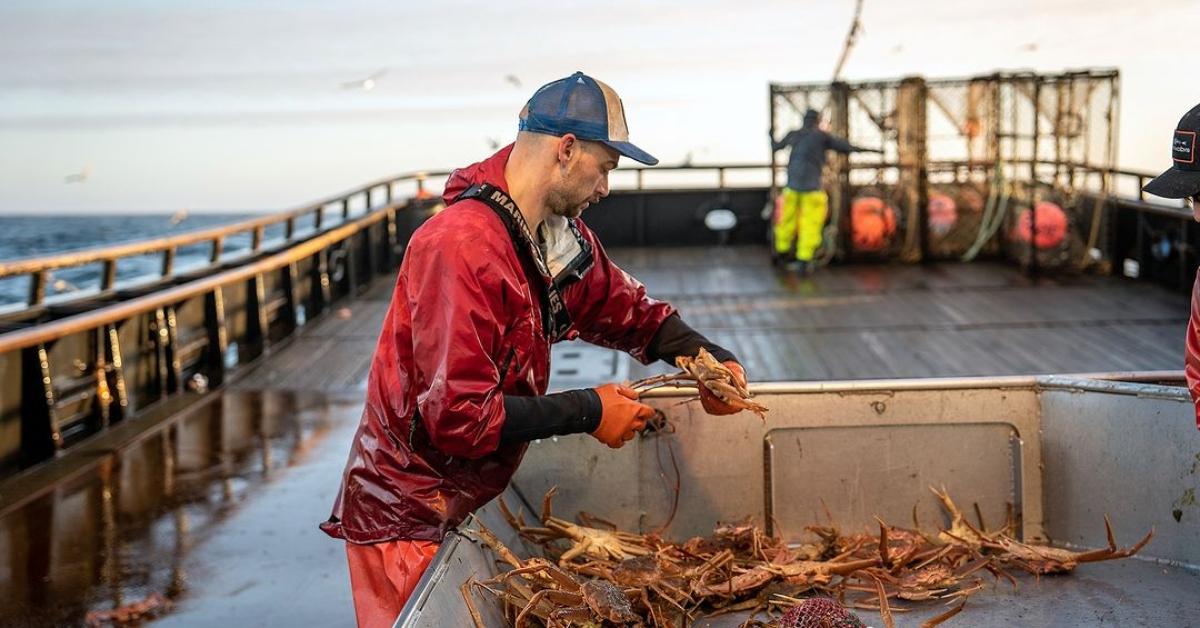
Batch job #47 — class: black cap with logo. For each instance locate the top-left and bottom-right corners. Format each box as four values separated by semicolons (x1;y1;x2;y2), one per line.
1144;103;1200;199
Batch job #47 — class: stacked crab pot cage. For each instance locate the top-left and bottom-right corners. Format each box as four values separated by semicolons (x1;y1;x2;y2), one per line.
766;69;1121;275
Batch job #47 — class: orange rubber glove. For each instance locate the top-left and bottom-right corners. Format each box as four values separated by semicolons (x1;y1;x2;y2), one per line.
699;361;748;416
591;384;655;448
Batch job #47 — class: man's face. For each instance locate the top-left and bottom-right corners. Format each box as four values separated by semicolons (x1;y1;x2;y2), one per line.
547;139;619;219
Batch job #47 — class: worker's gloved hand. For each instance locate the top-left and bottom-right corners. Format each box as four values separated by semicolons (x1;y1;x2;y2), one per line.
590;384;655;448
699;361;748;416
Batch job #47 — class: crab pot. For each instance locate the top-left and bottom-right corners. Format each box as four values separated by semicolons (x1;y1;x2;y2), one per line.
397;376;1200;627
927;183;989;258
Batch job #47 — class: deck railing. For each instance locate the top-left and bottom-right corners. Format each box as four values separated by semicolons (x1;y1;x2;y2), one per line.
0;159;1187;477
0;170;451;474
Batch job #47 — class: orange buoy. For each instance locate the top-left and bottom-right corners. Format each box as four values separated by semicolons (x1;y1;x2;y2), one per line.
851;196;897;251
928;193;958;236
1012;201;1067;249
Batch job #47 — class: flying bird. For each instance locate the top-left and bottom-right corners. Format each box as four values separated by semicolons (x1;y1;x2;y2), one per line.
1018;42;1038;52
485;137;501;150
63;164;91;184
342;69;387;91
504;74;522;89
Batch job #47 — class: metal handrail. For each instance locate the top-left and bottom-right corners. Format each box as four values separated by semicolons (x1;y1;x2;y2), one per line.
0;159;1176;310
0;163;786;309
0;203;393;355
0;169;453;306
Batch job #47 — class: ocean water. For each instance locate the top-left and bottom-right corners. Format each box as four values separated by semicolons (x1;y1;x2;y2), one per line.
0;213;266;307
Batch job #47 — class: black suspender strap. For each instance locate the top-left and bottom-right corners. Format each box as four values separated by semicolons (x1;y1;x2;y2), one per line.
457;183;575;342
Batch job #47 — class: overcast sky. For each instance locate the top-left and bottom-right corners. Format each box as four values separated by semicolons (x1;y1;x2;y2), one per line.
1;0;1197;214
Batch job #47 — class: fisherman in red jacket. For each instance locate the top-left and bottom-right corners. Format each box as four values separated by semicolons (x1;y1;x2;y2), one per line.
1142;101;1200;431
321;72;747;627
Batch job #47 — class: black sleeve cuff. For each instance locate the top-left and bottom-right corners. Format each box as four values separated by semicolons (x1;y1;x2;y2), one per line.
499;388;602;446
646;313;737;366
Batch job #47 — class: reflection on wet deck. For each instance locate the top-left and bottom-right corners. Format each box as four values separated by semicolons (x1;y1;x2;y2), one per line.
0;390;352;626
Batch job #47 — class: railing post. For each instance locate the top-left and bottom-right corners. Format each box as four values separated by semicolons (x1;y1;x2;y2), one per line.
105;323;129;421
281;262;300;332
152;308;170;398
91;328;114;430
366;222;380;276
346;234;361;295
251;226;265;252
211;237;224;264
101;260;118;291
636;169;644;190
343;198;352;220
20;343;60;467
204;288;228;387
245;273;269;359
385;182;393;205
718;167;726;189
314;207;324;230
165;305;182;393
285;217;296;240
311;249;332;316
162;247;177;277
386;207;399;268
29;270;47;306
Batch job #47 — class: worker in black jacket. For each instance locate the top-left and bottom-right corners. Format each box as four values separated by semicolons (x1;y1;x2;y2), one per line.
771;109;881;274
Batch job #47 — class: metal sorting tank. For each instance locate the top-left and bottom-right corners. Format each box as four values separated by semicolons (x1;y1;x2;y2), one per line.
398;375;1200;627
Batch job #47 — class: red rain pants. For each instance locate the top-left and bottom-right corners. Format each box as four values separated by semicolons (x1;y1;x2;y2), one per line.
345;540;440;628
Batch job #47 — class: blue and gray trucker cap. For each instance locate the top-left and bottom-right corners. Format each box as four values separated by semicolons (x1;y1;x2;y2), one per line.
518;71;658;166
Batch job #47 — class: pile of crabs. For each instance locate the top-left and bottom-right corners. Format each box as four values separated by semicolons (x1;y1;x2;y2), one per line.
461;486;1152;628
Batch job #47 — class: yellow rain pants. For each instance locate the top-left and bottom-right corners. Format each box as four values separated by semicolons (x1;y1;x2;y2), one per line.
774;189;828;262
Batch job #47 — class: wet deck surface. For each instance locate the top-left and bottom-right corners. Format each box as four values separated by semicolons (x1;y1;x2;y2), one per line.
0;246;1193;626
0;390;360;627
615;246;1189;382
236;246;1190;394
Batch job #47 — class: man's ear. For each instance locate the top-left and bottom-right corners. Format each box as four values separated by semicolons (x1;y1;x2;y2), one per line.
556;134;578;167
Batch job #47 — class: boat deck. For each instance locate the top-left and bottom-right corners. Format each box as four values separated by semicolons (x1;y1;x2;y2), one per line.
1;246;1193;626
239;245;1190;394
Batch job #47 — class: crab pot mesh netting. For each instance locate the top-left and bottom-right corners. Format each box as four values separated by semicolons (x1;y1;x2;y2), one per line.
770;70;1119;272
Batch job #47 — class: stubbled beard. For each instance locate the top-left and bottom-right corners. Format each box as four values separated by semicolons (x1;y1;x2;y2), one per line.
547;184;587;219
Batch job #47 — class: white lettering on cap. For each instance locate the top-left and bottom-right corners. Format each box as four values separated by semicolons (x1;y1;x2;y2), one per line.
1174;130;1196;164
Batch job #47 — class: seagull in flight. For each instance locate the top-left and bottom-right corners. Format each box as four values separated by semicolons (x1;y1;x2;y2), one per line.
504;74;522;89
64;164;91;184
342;69;387;91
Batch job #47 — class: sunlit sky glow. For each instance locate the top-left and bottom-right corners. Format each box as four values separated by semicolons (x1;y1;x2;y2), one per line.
1;0;1196;214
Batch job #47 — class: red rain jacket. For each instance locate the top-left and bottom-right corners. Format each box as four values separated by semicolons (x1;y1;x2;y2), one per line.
1187;270;1200;430
321;145;675;543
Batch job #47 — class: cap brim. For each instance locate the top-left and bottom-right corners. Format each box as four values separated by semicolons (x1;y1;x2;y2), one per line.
602;140;658;166
1143;166;1200;199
